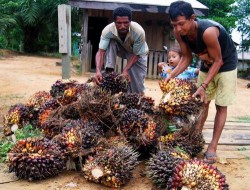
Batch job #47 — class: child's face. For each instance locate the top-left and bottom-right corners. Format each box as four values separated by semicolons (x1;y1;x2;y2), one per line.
168;51;181;67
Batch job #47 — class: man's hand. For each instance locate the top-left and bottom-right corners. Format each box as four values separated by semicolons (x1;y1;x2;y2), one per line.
122;70;131;82
164;75;172;83
94;71;103;85
192;86;207;104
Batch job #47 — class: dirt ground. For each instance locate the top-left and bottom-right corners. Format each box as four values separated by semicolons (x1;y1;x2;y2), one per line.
0;53;250;190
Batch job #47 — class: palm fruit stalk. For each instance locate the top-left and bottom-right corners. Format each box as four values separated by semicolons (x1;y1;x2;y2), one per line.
54;101;81;120
50;79;79;99
118;108;158;147
83;145;139;188
3;103;30;136
158;128;205;158
78;86;123;129
7;137;66;181
171;158;229;190
146;148;190;189
159;78;204;119
99;71;129;95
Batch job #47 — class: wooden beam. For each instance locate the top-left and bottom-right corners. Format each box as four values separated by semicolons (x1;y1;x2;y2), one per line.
80;9;89;74
58;4;71;79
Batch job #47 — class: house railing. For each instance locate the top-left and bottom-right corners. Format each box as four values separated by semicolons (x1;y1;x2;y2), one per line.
81;49;167;79
115;50;167;79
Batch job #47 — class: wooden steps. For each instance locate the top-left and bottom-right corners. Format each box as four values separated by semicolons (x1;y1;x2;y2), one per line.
203;121;250;145
203;121;250;159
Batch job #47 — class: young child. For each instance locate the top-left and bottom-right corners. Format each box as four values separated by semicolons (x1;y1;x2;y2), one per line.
158;46;199;80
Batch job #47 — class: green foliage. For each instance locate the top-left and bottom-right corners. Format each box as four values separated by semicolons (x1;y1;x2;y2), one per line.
0;0;69;53
237;147;247;151
0;124;42;162
0;141;13;162
231;0;250;51
198;0;237;32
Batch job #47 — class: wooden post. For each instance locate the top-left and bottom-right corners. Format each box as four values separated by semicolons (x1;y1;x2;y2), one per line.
80;9;88;75
58;4;71;79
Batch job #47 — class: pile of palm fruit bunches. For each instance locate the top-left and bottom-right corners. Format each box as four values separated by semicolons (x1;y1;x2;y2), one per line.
1;71;229;189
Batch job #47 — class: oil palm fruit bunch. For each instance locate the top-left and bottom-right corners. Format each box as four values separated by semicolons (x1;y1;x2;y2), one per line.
8;137;66;181
38;98;60;127
159;78;196;94
114;93;155;114
146;148;190;189
53;125;81;158
26;91;53;126
81;121;104;149
27;91;52;111
3;104;30;136
50;79;79;98
82;145;139;188
158;129;205;158
171;158;229;190
43;118;82;139
119;108;158;147
99;71;129;95
159;78;203;117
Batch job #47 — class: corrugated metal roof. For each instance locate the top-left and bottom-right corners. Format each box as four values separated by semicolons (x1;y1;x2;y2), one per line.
69;0;209;16
81;0;208;9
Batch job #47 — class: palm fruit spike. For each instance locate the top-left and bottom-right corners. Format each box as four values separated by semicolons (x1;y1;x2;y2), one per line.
8;137;66;181
38;98;60;127
171;158;229;190
99;71;129;95
146;148;190;189
119;108;158;147
50;79;79;98
158;128;205;158
159;78;204;118
83;145;139;188
3;103;30;136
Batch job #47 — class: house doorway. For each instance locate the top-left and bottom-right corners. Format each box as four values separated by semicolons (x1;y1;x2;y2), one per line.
88;17;109;71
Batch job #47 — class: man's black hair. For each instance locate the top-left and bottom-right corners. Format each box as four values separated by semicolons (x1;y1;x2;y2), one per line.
169;1;194;21
113;7;132;21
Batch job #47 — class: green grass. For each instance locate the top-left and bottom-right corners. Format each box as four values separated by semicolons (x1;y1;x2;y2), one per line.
234;116;250;122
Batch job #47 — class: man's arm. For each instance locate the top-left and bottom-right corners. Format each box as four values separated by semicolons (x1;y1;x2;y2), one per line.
199;27;223;85
94;49;106;84
122;54;138;81
193;27;223;103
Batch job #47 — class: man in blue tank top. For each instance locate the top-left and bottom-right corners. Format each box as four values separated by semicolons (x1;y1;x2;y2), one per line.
168;1;237;164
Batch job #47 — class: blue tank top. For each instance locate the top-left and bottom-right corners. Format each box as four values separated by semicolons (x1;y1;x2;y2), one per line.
181;19;237;73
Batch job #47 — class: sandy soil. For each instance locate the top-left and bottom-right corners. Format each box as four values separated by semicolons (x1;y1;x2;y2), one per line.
0;54;250;190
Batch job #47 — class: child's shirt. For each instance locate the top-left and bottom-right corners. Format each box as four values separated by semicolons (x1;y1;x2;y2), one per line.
160;64;198;80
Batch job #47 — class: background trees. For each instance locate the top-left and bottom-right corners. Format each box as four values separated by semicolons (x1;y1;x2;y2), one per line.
231;0;250;51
